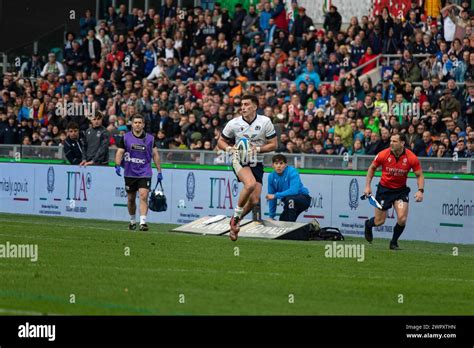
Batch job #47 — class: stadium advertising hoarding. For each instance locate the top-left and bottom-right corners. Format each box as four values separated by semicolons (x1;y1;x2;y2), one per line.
0;163;472;244
0;167;35;215
170;170;242;224
331;176;474;244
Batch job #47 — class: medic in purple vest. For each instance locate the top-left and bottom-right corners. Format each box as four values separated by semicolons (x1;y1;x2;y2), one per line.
115;114;163;231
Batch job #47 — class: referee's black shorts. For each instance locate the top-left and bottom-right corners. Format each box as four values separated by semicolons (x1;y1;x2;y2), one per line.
124;177;151;193
375;184;411;211
232;162;264;184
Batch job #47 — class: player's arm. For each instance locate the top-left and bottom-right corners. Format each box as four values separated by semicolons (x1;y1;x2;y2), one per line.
414;169;424;202
115;148;125;166
364;155;381;196
217;135;234;152
152;146;162;173
258;136;277;153
256;119;277;153
411;154;424;202
114;137;125;176
217;121;235;152
266;173;277;220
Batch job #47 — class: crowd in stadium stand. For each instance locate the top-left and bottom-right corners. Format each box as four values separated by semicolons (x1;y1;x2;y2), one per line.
0;0;473;163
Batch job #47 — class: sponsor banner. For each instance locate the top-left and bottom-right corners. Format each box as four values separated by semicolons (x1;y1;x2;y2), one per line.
6;163;171;222
170;170;243;224
0;165;35;214
0;163;472;244
331;175;474;244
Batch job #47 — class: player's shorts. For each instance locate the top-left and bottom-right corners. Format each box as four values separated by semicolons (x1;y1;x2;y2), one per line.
375;184;410;211
124;177;151;193
232;162;264;184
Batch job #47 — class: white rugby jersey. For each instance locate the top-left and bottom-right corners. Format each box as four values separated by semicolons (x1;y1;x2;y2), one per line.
222;114;276;162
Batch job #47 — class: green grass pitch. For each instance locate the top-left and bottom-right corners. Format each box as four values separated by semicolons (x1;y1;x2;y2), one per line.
0;213;472;315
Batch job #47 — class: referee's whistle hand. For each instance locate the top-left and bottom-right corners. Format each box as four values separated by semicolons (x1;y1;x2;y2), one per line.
415;191;423;202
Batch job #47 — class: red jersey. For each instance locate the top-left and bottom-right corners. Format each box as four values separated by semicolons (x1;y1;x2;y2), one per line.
372;148;422;189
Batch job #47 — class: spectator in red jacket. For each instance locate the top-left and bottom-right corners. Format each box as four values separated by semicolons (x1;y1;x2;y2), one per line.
358;47;378;74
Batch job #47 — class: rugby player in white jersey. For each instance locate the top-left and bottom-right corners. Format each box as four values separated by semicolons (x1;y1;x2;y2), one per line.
217;94;277;241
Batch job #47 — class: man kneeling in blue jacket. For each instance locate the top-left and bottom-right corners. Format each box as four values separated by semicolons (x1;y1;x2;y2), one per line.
266;154;311;222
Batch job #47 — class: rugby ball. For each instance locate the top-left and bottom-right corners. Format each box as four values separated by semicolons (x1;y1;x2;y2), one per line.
236;137;250;163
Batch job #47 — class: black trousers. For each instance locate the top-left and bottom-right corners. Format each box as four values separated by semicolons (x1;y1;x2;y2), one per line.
279;194;312;222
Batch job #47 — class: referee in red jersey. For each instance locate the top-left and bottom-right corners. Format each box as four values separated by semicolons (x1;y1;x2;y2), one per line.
364;133;425;250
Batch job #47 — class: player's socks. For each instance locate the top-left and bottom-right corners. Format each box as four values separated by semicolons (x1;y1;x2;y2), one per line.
391;223;405;243
130;215;136;224
233;206;243;219
140;215;146;225
364;217;376;243
366;217;376;228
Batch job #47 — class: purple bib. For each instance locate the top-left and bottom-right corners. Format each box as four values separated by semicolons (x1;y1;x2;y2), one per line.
123;132;154;178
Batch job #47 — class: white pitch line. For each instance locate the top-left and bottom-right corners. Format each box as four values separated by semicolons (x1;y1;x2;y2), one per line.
0;308;61;315
0;219;118;232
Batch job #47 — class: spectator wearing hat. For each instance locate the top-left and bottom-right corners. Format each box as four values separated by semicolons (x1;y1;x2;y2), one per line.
324;139;335;155
40;53;65;78
323;5;342;34
404;58;422;83
440;88;461;118
291;6;314;41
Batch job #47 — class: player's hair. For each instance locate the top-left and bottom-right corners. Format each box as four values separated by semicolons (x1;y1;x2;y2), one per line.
67;121;79;130
92;110;104;120
272;154;288;163
241;94;258;106
131;114;145;122
392;132;406;143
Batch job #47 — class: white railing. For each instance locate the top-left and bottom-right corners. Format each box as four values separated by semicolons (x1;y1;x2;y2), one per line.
0;145;472;174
